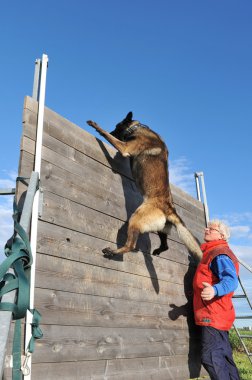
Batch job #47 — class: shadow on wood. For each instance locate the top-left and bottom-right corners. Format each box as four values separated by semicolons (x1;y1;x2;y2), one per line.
168;263;202;378
96;139;160;294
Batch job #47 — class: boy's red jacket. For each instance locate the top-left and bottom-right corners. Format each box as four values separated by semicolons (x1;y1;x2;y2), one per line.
193;240;239;331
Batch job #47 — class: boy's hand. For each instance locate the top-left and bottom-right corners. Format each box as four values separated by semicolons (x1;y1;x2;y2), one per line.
201;282;215;301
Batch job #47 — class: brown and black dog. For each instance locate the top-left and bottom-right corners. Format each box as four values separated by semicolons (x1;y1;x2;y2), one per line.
87;112;202;261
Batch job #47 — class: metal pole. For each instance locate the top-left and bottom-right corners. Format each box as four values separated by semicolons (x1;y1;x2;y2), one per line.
194;172;209;225
200;172;210;224
194;173;201;202
24;54;48;380
32;59;41;101
19;172;39;231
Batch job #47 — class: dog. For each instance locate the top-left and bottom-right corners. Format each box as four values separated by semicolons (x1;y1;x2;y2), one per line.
87;112;202;261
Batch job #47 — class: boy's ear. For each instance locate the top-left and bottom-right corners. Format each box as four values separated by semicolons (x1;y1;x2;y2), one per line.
125;111;133;121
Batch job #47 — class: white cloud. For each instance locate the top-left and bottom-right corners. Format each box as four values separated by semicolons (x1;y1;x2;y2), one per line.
230;244;252;264
230;225;251;240
219;212;252;225
213;212;252;243
0;179;16;189
170;157;196;196
0;170;17;187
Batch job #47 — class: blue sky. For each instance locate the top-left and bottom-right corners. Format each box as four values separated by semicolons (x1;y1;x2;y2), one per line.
0;1;252;324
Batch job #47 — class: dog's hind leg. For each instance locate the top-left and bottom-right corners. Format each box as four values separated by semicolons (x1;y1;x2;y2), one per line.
152;221;173;256
103;206;145;257
102;219;140;258
152;232;168;256
103;204;166;258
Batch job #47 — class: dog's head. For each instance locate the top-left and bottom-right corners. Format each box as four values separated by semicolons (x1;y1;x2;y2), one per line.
110;112;138;141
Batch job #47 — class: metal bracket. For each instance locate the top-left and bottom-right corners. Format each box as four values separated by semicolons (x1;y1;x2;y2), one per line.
4;355;13;369
21;352;31;376
32;59;41;101
5;354;31;375
0;188;15;195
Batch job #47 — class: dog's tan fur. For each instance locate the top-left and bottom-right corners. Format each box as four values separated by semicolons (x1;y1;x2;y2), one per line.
87;113;202;261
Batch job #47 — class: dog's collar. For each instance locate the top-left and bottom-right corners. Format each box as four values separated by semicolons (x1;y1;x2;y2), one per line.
125;122;140;136
125;122;148;138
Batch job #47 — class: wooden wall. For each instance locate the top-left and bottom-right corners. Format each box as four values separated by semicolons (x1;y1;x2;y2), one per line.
5;96;208;379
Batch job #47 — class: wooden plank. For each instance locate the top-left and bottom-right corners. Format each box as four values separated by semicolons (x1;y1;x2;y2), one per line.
34;287;187;330
40;189;138;245
23;95;38;114
39;189;203;257
105;356;193;379
30;361;107;380
28;356;195;380
171;183;205;214
2;325;201;379
13;355;199;380
35;254;189;305
31;325;190;363
36;221;196;281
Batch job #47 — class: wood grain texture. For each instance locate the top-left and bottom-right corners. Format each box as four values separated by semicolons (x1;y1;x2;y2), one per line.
5;356;196;380
3;96;208;380
32;325;190;362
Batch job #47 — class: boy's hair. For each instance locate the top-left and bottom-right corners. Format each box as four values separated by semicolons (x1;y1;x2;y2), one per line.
209;219;230;241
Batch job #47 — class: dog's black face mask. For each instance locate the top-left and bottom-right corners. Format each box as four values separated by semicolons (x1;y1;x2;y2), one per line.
110;112;135;141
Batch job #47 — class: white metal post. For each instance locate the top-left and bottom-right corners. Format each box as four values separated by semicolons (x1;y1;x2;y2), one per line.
194;173;201;202
23;54;48;380
32;59;41;101
200;172;209;224
194;172;209;225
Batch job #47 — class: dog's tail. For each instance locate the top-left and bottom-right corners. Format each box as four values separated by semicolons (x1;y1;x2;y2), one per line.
176;223;202;262
167;212;202;262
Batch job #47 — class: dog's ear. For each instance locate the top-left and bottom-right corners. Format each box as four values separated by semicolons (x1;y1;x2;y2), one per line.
125;112;133;121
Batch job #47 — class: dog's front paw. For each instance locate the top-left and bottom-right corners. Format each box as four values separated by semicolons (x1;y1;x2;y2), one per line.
86;120;99;129
102;247;115;259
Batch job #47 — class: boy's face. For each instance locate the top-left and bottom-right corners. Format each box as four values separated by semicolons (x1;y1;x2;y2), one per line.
204;223;223;242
